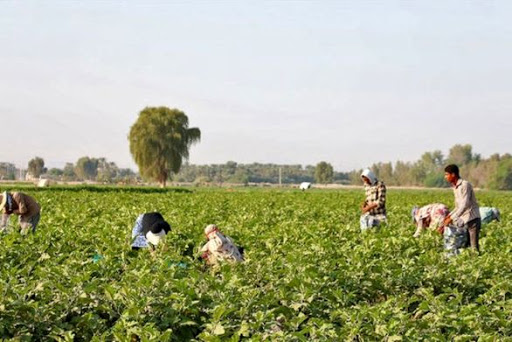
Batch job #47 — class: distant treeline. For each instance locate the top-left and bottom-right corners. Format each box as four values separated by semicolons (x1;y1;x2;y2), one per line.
345;144;512;190
0;157;137;184
174;162;348;185
1;144;511;189
176;144;512;190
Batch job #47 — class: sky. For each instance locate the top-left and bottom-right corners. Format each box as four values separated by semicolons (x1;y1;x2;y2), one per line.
1;1;512;172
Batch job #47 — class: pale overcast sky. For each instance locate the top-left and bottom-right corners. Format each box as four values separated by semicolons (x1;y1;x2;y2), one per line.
1;1;511;171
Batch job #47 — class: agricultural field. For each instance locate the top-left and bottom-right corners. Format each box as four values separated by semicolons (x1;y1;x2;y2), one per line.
0;186;511;341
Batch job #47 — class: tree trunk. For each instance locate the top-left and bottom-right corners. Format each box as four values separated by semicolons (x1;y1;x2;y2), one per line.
159;170;167;188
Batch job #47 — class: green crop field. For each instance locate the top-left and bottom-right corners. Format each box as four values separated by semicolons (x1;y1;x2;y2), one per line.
0;186;510;341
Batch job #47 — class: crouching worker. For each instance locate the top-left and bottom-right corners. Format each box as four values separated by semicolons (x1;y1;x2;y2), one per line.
131;212;171;251
411;203;450;237
200;224;243;266
479;207;500;225
360;169;387;231
0;191;41;234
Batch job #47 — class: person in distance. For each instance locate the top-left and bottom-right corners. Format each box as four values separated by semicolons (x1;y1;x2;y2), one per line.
359;168;387;231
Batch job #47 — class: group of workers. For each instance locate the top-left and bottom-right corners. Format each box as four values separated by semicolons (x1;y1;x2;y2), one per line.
360;164;500;256
0;190;243;266
0;163;502;264
130;212;244;265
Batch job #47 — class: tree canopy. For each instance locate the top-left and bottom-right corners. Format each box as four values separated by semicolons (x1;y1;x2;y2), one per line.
75;157;98;181
0;162;16;180
128;107;201;187
346;144;512;190
28;157;46;178
315;161;334;184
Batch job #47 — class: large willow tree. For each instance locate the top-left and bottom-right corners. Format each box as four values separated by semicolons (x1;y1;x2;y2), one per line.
129;107;201;187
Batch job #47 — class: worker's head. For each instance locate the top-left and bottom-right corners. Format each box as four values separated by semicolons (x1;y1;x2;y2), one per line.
204;224;219;239
145;221;170;246
361;169;377;185
444;164;460;184
492;208;500;222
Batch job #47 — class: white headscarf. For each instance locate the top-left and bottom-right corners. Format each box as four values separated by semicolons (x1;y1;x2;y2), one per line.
204;224;219;239
361;169;378;185
146;230;166;245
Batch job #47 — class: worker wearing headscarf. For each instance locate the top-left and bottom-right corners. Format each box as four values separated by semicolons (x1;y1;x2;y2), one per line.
359;169;387;231
411;203;450;237
200;224;243;265
131;212;171;250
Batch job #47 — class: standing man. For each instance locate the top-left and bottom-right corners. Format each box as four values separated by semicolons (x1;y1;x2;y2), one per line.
0;191;41;234
360;168;387;231
443;164;481;253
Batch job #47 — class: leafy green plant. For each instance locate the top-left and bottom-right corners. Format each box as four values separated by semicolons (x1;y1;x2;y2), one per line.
0;187;510;340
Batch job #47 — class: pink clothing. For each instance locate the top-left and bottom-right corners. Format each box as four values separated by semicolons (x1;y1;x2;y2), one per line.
414;203;449;237
200;231;243;265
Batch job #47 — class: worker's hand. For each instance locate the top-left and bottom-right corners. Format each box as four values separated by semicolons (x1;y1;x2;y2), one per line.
201;251;209;260
362;203;376;214
437;226;445;235
443;216;452;226
361;202;368;213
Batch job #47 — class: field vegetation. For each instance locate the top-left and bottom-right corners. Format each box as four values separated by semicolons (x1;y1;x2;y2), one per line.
0;186;510;340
